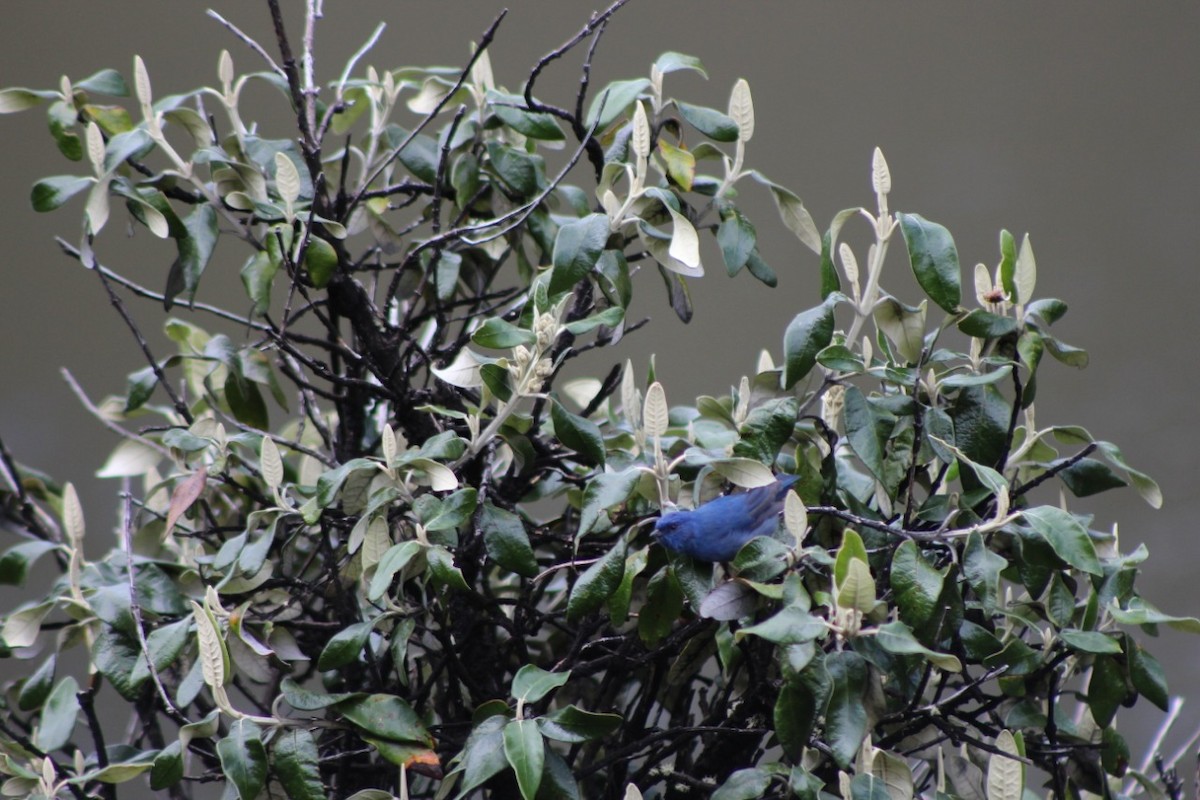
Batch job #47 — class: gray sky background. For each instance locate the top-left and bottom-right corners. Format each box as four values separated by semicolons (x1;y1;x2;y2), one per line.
1;1;1197;756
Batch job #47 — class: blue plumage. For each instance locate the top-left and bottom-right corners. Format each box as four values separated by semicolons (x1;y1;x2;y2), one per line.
653;475;799;562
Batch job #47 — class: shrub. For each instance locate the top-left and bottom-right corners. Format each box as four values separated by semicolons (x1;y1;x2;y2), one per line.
0;3;1191;799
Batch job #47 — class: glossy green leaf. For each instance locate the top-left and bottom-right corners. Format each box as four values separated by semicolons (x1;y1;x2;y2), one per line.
150;740;183;790
551;399;605;466
675;101;739;142
280;678;356;711
304;236;338;289
638;566;683;646
473;318;536;349
455;715;509;798
1057;457;1126;497
217;719;268;800
1087;655;1127;728
586;78;651;130
890;540;945;638
338;693;433;746
489;92;565;141
1059;630;1122;654
736;606;826;645
550;213;609;297
1022;506;1102;576
898;212;961;313
1129;643;1169;711
31;175;92;212
537;705;621;743
578;468;640;536
717;210;756;276
825;651;868;768
33;675;79;751
874;620;962;672
479;502;538;577
503;719;544;800
511;664;570;704
774;680;818;760
567;538;626;622
17;653;56;712
957;309;1017;338
487;141;544;197
712;768;771;800
782;295;837;389
843;386;887;483
367;541;421;601
272;728;326;800
0;540;58;586
654;51;707;78
317;620;374;670
165;204;219;308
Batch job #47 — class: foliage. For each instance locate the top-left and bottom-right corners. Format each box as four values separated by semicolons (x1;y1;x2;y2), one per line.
0;3;1191;799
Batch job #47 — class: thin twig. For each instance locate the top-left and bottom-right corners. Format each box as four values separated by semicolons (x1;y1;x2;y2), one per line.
60;369;173;459
346;9;508;217
120;486;189;724
92;263;194;423
56;238;272;332
206;9;286;78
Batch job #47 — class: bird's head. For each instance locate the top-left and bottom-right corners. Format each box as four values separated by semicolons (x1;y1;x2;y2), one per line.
652;509;694;552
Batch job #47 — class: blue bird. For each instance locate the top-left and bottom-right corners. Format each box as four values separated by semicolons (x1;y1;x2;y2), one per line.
653;475;800;562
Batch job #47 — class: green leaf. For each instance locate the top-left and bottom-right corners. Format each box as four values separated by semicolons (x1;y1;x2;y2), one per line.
427;545;470;591
675;101;739;142
1057;457;1126;497
280;678;355;711
567;538;626;622
717;210;756;276
958;309;1018;338
77;68;129;96
775;681;819;760
48;100;82;160
0;87;46;113
479;502;538;578
550;213;609;297
736;606;826;645
0;540;58;586
368;541;422;601
1059;630;1122;654
487;141;544;197
1022;506;1102;576
217;719;268;800
165;204;219;308
744;248;776;287
750;173;822;254
825;651;868;768
150;740;183;790
33;675;79;751
712;768;771;800
489;92;565;141
537;705;621;743
304;236;338;289
654;51;707;78
317;620;374;670
456;716;509;798
511;664;570;704
272;729;326;800
638;566;683;646
503;719;544;800
31;175;92;212
225;371;269;430
898;212;961;313
873;296;927;363
890;540;946;639
17;654;56;712
874;620;962;672
550;399;605;466
102;128;154;172
563;305;624;335
1087;655;1127;728
92;627;143;700
587;78;651;130
419;487;478;531
843;385;888;483
1109;599;1200;634
1129;643;1169;711
658;139;695;190
472;318;536;349
337;694;433;746
131;618;191;685
782;295;838;389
